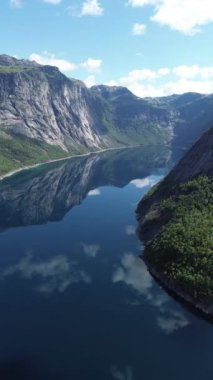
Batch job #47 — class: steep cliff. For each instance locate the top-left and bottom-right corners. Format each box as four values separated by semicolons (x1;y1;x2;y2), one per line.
0;55;110;152
1;54;213;176
136;126;213;315
0;55;171;175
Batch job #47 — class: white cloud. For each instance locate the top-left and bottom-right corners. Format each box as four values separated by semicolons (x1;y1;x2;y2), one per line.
112;253;153;294
132;23;147;35
80;0;103;16
84;75;96;87
88;188;100;195
109;64;213;97
82;243;101;257
157;312;189;334
111;366;134;380
128;0;213;35
125;225;136;236
29;53;77;72
131;176;160;188
29;52;103;76
2;253;91;294
81;58;102;72
158;67;170;76
173;64;213;79
10;0;23;7
43;0;62;4
113;252;190;333
105;80;119;86
10;0;63;6
128;0;157;5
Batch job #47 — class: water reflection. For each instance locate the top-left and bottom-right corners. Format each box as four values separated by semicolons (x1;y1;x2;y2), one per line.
157;312;189;334
112;253;190;334
0;146;170;230
81;243;101;258
1;253;91;294
0;360;58;380
125;225;135;236
112;253;153;295
0;145;212;380
111;366;134;380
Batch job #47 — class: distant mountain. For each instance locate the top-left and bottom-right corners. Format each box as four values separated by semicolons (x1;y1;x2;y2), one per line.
136;126;213;316
0;54;213;175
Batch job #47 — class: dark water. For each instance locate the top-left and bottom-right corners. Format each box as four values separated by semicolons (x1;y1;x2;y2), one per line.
0;147;212;380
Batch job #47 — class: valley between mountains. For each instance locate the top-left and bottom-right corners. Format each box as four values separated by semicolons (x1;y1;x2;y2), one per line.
1;54;213;176
0;54;212;317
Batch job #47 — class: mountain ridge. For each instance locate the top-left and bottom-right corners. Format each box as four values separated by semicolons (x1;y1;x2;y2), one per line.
136;126;213;316
1;54;213;176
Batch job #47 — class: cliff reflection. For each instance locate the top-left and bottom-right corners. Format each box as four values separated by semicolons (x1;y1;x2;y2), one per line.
0;146;170;229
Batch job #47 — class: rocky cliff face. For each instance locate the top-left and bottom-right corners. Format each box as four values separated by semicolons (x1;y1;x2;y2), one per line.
1;54;213;175
137;125;213;221
0;55;110;152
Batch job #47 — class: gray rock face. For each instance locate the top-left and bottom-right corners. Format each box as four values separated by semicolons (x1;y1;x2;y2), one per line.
0;55;213;157
161;125;213;183
136;125;213;234
0;56;111;152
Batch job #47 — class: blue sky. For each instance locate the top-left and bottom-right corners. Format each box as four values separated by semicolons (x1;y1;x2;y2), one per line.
1;0;213;97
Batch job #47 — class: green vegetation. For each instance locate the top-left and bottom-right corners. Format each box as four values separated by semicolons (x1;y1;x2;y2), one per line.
0;66;29;74
0;132;69;176
143;176;213;306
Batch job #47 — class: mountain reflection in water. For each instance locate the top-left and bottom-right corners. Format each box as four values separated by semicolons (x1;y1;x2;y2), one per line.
0;146;170;229
0;145;211;380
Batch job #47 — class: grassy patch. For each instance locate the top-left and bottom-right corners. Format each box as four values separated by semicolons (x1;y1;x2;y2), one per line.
0;132;69;176
0;66;30;74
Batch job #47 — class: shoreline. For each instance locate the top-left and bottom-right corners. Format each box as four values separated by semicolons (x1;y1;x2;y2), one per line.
0;145;137;182
142;253;213;319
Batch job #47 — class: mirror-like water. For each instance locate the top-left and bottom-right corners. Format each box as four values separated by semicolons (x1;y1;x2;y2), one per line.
0;147;212;380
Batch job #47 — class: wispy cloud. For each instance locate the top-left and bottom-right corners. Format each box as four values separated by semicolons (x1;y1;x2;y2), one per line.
68;0;104;17
10;0;23;8
29;52;77;72
88;188;101;196
10;0;63;7
112;252;190;334
1;253;91;294
107;64;213;97
125;225;135;236
43;0;63;4
112;253;153;294
81;58;102;72
29;52;102;75
132;23;147;35
80;0;104;16
111;366;134;380
157;312;190;334
82;243;101;258
84;75;96;87
131;176;160;188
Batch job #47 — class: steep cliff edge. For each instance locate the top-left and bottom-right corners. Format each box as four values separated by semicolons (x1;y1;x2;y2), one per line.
136;127;213;316
1;54;213;176
0;55;172;175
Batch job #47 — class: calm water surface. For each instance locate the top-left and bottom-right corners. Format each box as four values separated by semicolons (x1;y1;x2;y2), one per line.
0;147;212;380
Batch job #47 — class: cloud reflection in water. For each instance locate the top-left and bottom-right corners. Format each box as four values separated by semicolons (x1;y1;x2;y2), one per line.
111;366;134;380
82;243;101;258
112;253;190;334
1;253;91;294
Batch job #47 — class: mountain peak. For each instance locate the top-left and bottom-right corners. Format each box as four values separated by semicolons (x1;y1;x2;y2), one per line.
0;54;40;68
